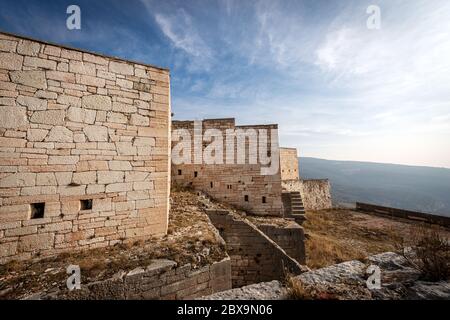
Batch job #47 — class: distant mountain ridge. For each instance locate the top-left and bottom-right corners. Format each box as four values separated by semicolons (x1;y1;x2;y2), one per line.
299;157;450;217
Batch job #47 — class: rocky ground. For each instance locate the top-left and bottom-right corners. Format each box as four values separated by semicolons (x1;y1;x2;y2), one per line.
0;188;227;299
203;252;450;300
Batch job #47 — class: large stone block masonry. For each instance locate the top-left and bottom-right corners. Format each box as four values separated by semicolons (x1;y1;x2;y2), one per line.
0;32;171;263
171;119;284;216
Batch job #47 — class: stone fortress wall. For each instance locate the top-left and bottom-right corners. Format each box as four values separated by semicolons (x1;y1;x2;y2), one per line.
282;179;332;211
279;145;332;211
171;118;284;216
0;32;171;263
280;147;299;180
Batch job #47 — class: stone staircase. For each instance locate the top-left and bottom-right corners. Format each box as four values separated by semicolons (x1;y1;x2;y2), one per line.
282;191;306;224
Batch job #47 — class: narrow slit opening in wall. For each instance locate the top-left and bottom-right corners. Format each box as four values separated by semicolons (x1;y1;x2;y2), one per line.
194;171;198;177
80;199;93;211
30;203;45;219
262;196;266;204
244;195;249;202
178;169;182;175
210;182;213;188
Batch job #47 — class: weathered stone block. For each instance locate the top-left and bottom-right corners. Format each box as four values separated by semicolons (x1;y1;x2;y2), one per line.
43;45;61;57
48;156;79;165
107;112;128;124
0;136;26;148
36;173;57;186
69;60;96;75
46;71;75;83
10;71;47;89
83;53;108;65
82;94;112;111
0;105;28;129
18;233;55;252
30;110;65;125
58;185;86;196
57;95;81;108
0;242;17;258
134;137;155;147
45;126;73;143
17;95;47;110
109;61;134;75
105;182;132;193
108;161;132;171
55;172;73;186
116;142;136;155
0;172;36;187
61;200;80;214
67;106;96;124
130;114;149;126
98;171;124;184
27;129;49;142
73;171;97;185
78;74;105;87
24;56;56;70
0;39;17;52
0;52;23;70
112;102;137;113
83;125;108;142
93;198;112;212
17;40;40;56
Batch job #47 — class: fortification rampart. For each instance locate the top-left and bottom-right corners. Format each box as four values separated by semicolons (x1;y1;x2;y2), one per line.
282;179;332;211
171;118;283;216
0;32;171;263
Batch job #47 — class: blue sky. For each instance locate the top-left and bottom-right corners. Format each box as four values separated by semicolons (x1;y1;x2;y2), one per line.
1;0;450;168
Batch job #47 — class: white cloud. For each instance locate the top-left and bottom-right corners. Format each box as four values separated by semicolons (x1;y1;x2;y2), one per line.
146;4;214;72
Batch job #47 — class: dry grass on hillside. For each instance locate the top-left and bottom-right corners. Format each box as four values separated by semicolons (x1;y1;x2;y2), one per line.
303;209;450;270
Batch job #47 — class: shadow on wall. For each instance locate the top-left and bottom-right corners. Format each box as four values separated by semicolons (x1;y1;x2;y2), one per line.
206;209;307;288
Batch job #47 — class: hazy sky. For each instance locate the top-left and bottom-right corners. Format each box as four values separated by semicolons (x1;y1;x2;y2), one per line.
1;0;449;168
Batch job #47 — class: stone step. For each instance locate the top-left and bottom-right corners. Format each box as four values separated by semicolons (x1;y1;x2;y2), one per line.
291;214;306;224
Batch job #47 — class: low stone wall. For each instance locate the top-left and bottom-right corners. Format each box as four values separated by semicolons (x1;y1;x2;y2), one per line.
34;258;231;300
356;202;450;228
206;209;305;288
282;179;332;211
257;223;306;264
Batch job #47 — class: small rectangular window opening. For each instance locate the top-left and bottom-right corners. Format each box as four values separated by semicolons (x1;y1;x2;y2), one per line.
80;199;93;210
194;171;198;177
30;203;45;219
244;195;249;202
262;196;267;204
178;169;182;175
210;182;213;188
